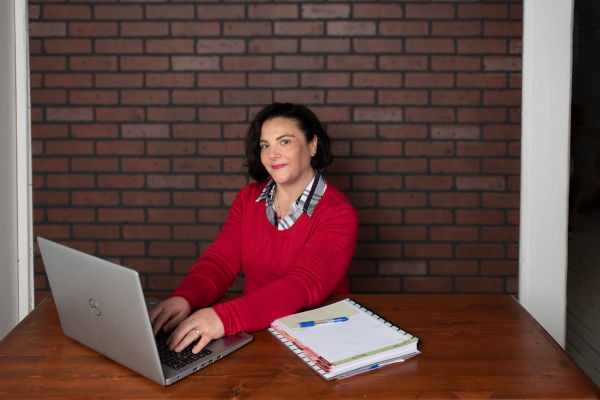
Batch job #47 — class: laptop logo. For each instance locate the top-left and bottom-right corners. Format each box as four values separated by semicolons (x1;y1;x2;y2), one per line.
89;299;101;316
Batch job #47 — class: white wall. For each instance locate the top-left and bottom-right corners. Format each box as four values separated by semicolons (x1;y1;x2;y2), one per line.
519;0;575;347
0;0;33;341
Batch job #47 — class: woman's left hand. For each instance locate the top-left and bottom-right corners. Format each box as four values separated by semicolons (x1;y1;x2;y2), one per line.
165;307;225;354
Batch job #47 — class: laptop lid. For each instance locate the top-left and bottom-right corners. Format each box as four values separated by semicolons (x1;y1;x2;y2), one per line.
38;237;166;386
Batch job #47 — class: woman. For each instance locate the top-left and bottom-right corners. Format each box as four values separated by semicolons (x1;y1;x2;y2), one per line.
150;103;358;355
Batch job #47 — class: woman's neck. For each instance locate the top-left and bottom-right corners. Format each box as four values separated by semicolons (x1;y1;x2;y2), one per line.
275;169;316;205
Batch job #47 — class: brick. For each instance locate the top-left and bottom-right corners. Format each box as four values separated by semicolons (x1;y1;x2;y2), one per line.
456;176;505;191
225;56;272;71
173;226;220;241
483;57;522;72
379;90;428;106
274;90;324;104
120;22;169;37
98;241;145;257
147;107;195;122
379;226;427;242
70;90;118;105
121;56;169;72
356;209;402;225
510;108;521;123
69;22;117;37
430;193;480;209
275;21;323;36
511;4;523;20
353;40;402;55
173;158;220;173
223;22;271;37
95;39;143;54
405;73;454;88
354;244;402;259
431;261;478;276
327;21;376;36
379;22;427;38
484;21;523;37
458;108;507;123
328;55;375;71
327;90;373;105
248;4;298;19
302;73;349;87
30;74;42;88
458;39;507;54
146;5;194;20
353;140;402;156
123;225;171;241
146;141;195;156
510;40;523;55
482;227;519;242
379;261;427;276
405;209;453;225
457;141;506;156
146;73;195;88
198;107;246;122
327;159;376;175
379;125;427;139
123;259;171;274
456;277;504;293
72;191;120;206
71;157;119;172
405;176;454;190
34;225;70;240
29;5;40;20
307;106;351;122
378;192;427;208
148;209;196;224
173;124;221;139
96;107;145;122
458;4;508;20
93;140;143;156
46;107;93;122
197;5;245;19
70;56;117;71
431;125;480;140
482;193;519;208
121;90;169;106
302;4;350;19
197;39;245;54
224;158;245;173
456;244;504;259
354;107;402;122
405;141;453;156
32;158;68;173
353;277;401;293
482;158;520;176
405;244;453;259
73;225;120;240
332;141;350;157
404;277;452;293
96;73;143;88
148;274;187;290
510;73;522;88
198;175;247;189
198;141;245;156
457;73;507;88
507;244;518;259
406;4;455;19
122;191;170;207
121;124;168;139
197;73;245;87
29;22;66;38
171;22;220;37
508;176;520;191
250;39;298;54
347;260;375;275
94;5;142;19
223;90;272;105
98;174;145;189
406;39;455;54
44;39;90;54
248;73;297;88
28;39;40;53
432;90;481;106
456;210;504;225
431;21;481;37
378;158;427;173
431;56;481;72
353;175;402;190
47;208;94;223
173;192;221;207
430;159;480;174
327;125;375;139
31;89;67;105
32;125;68;139
302;38;349;53
379;56;428;71
72;124;118;138
173;90;220;105
343;192;375;208
431;227;479;242
355;4;403;18
122;157;170;173
481;260;518;276
30;56;66;71
43;5;91;20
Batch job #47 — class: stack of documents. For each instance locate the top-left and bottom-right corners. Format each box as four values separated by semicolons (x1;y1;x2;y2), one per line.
269;298;421;380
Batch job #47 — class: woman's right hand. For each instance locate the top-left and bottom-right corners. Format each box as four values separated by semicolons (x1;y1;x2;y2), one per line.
149;297;191;336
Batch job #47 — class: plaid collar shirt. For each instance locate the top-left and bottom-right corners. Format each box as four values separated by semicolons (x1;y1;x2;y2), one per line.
256;170;327;231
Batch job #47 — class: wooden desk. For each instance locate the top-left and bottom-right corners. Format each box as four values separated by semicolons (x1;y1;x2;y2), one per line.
1;294;598;399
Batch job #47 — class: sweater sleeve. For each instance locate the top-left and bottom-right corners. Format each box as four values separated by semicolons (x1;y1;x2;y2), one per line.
167;187;246;311
212;202;358;335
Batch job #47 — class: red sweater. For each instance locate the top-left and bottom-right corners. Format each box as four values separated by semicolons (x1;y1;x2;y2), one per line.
169;180;358;335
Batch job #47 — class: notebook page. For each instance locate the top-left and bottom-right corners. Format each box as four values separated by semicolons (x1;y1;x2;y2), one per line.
292;312;411;365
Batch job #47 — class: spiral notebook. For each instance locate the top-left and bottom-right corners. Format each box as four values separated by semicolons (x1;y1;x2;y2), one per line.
269;298;421;380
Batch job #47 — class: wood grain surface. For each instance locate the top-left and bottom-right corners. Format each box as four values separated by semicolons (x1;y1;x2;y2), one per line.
0;294;599;399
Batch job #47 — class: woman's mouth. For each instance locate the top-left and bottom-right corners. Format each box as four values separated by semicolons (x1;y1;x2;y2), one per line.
272;164;287;170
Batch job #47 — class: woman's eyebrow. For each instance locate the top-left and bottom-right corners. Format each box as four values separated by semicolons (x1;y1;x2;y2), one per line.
259;134;295;143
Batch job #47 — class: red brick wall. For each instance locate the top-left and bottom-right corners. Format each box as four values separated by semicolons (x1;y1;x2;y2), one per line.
29;1;523;305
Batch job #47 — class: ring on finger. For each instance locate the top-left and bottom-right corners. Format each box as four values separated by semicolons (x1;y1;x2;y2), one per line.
193;328;201;337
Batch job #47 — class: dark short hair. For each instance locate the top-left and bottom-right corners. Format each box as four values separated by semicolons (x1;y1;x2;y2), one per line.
244;103;333;182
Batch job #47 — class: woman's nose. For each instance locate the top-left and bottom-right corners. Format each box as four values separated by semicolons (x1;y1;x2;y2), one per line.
268;146;279;159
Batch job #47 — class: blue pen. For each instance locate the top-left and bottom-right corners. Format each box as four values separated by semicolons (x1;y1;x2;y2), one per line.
291;317;349;328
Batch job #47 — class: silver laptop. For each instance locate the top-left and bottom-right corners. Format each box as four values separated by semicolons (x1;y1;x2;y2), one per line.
38;237;253;386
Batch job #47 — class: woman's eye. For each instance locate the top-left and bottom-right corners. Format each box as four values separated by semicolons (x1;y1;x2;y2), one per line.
260;143;268;149
281;139;290;145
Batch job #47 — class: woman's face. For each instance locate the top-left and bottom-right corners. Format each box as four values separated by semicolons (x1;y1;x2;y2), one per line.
259;118;317;187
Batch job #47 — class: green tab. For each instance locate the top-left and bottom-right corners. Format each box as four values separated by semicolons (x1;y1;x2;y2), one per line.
333;337;419;365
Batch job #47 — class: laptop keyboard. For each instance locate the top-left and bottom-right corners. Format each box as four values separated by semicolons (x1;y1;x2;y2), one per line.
155;330;213;370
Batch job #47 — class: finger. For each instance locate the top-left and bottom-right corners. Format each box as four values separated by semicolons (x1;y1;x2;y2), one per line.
162;309;188;333
173;328;202;353
148;303;164;323
192;335;212;354
166;318;195;349
152;308;174;336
